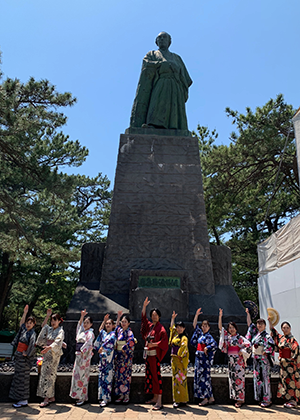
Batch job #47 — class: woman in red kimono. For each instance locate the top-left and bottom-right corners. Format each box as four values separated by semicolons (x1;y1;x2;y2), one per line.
141;297;168;410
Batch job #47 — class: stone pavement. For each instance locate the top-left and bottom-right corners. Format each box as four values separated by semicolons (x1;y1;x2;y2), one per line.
0;403;299;420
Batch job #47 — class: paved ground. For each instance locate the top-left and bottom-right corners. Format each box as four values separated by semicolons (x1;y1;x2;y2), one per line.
0;403;299;420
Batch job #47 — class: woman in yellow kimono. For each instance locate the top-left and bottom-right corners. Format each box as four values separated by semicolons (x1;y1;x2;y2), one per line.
169;311;189;408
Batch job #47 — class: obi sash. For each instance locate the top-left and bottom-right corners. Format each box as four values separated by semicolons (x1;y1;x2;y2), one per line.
171;345;180;355
76;342;84;352
279;348;292;359
228;345;240;355
17;342;28;353
47;340;54;346
146;349;157;356
197;343;206;352
116;340;126;351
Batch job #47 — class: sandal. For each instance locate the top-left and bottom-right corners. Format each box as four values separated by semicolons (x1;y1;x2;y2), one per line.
235;401;244;408
153;404;163;411
199;399;209;406
40;401;50;408
260;402;272;408
284;402;297;408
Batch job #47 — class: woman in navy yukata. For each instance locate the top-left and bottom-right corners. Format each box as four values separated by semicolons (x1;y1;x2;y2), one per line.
191;308;217;406
245;308;275;407
113;312;136;404
94;313;119;407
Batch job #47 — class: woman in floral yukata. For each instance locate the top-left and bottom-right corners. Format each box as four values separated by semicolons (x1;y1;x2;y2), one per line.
191;308;217;406
218;308;251;408
268;317;300;408
141;297;168;410
9;305;36;408
245;308;275;408
114;311;136;404
36;309;64;407
94;313;119;407
69;309;95;406
169;311;189;408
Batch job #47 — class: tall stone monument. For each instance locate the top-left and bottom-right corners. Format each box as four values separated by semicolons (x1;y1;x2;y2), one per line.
67;33;245;350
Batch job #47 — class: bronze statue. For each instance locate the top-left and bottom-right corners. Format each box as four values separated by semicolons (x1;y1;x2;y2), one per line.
129;32;192;131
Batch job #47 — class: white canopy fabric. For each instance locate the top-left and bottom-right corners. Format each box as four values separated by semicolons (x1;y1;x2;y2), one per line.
258;214;300;275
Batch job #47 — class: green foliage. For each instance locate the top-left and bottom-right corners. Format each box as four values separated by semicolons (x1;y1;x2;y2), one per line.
0;62;111;327
196;94;300;304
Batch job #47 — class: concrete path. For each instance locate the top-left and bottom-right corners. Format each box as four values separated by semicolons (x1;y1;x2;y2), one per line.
0;403;299;420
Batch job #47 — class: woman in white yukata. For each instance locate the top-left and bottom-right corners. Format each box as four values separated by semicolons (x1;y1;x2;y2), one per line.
69;309;95;406
36;309;64;407
218;308;251;408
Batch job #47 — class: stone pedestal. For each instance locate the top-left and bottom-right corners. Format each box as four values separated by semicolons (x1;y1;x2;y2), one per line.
100;133;214;308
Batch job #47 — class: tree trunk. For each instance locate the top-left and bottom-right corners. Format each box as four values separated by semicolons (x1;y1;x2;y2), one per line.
0;253;14;328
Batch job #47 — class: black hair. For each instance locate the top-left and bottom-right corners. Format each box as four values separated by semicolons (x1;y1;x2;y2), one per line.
52;313;63;324
201;320;210;328
150;308;161;318
257;318;266;326
26;316;36;325
84;316;93;325
281;321;291;329
175;321;187;338
121;314;130;323
104;318;115;331
227;321;238;333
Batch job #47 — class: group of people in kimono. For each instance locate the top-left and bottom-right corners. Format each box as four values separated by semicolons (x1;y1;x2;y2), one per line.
8;299;300;411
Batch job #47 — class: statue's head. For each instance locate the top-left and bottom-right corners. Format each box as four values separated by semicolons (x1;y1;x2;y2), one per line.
155;32;172;49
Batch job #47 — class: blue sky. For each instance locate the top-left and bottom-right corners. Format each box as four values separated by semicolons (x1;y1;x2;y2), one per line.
1;0;300;186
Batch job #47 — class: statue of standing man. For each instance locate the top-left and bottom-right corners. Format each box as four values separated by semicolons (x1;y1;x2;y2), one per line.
129;32;192;131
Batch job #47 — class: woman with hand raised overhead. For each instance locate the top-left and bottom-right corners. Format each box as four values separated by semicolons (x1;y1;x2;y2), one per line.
69;309;95;406
169;311;189;408
36;309;64;407
141;297;168;411
219;308;251;408
191;308;217;406
94;313;118;407
114;311;135;404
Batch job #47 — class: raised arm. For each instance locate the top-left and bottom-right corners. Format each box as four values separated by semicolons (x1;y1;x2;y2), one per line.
116;311;122;327
79;309;87;325
20;304;29;327
142;297;150;316
268;316;274;331
99;313;110;332
193;308;202;329
218;308;223;331
245;308;252;327
41;308;52;328
170;311;177;329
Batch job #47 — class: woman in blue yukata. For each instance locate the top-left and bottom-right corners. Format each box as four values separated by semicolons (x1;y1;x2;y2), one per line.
94;313;119;407
191;308;217;406
114;311;136;404
245;308;275;408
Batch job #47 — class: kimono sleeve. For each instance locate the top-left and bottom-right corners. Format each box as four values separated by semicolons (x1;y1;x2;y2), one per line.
81;330;95;354
271;328;281;348
50;328;64;354
11;324;25;348
27;330;36;358
36;325;49;347
178;336;189;359
263;333;275;355
245;323;257;342
155;324;168;361
205;333;217;353
219;327;228;353
94;330;104;351
141;313;152;340
169;326;177;346
122;329;135;354
238;335;251;362
190;325;201;348
105;332;116;357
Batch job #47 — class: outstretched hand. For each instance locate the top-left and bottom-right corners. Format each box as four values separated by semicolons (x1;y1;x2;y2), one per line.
171;311;178;320
245;308;249;314
143;297;150;309
23;304;29;314
104;313;110;322
219;308;223;316
196;308;202;316
46;308;52;317
81;309;88;318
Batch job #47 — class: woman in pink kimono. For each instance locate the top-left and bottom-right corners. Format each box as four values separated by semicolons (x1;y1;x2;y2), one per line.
69;309;95;406
218;308;251;408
